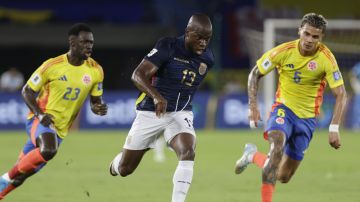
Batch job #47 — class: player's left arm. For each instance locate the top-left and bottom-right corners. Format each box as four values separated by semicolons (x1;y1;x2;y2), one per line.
89;63;107;116
329;84;347;149
90;95;107;116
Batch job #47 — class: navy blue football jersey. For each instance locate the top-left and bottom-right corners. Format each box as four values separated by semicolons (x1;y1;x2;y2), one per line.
136;36;214;112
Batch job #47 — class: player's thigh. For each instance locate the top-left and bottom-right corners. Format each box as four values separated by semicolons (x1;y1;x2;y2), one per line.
121;148;149;168
23;117;60;154
284;118;316;161
123;111;166;150
164;111;196;146
264;105;294;143
277;154;301;183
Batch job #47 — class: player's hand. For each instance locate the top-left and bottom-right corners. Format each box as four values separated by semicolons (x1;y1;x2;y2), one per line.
248;105;261;129
153;96;167;118
329;131;341;149
91;103;108;116
38;113;54;127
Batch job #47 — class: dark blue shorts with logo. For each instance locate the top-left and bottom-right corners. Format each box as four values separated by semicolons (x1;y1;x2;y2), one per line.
264;104;317;161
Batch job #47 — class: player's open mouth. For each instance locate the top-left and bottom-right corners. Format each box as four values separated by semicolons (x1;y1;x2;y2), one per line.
85;52;92;57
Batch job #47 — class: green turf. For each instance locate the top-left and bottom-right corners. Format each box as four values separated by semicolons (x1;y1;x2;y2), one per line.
0;129;359;202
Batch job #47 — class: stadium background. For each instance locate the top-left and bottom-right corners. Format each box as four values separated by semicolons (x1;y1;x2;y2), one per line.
0;1;359;202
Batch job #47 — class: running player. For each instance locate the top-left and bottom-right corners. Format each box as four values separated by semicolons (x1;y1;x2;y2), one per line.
109;13;213;202
235;13;347;202
0;23;107;200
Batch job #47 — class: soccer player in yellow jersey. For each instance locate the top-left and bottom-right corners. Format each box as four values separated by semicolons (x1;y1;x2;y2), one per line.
0;23;107;200
234;13;347;202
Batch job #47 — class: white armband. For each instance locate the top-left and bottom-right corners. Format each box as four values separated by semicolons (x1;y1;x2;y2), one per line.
329;124;339;132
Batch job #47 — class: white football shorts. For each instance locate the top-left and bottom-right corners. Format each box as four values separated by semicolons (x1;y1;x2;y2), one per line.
123;110;196;150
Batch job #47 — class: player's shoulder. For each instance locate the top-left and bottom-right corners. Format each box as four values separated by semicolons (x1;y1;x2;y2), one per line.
200;47;215;66
270;40;297;58
40;54;66;74
87;57;104;78
318;43;338;67
155;36;177;52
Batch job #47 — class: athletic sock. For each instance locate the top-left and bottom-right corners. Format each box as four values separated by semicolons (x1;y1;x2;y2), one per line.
261;183;275;202
9;148;46;179
252;152;268;168
111;152;123;175
0;184;16;199
172;161;194;202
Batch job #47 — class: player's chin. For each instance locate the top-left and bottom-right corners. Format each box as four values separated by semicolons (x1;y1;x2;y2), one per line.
194;49;204;55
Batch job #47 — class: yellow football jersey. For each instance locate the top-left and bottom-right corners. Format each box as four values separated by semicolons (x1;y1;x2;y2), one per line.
257;39;344;118
27;54;104;138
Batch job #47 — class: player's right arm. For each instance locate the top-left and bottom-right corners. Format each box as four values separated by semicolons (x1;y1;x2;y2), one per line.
247;65;264;128
248;44;282;128
22;60;56;126
132;59;167;117
22;85;54;126
132;37;173;117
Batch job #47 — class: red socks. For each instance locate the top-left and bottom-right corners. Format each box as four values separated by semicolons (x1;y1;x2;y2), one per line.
261;183;275;202
9;148;46;179
0;184;16;199
252;152;267;168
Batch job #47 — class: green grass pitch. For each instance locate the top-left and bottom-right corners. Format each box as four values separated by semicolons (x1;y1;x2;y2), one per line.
0;129;359;202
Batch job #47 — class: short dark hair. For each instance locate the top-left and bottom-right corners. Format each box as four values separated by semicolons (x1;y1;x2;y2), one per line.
68;23;92;36
301;13;327;33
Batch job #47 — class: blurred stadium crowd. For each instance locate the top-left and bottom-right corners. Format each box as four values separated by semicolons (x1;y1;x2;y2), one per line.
0;0;360;129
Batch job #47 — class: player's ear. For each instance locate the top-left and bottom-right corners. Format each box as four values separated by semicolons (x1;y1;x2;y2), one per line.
68;36;76;47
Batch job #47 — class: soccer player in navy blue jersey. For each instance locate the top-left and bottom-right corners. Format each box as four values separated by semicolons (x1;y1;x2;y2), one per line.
110;13;213;202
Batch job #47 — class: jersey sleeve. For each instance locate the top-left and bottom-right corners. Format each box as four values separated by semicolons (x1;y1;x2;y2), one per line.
324;55;344;89
90;64;104;97
256;47;282;75
144;37;172;68
26;61;51;92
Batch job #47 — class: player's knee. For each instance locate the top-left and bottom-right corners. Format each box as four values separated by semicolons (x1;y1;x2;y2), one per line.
119;166;134;177
178;148;195;161
40;148;58;161
277;174;291;183
12;174;28;186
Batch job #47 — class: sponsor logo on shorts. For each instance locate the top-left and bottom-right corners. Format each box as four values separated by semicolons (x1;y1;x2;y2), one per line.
275;117;285;125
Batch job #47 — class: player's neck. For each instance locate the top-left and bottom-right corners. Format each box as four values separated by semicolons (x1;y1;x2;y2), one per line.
66;52;84;66
298;46;318;57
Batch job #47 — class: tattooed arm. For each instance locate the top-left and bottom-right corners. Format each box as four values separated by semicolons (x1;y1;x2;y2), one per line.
247;65;264;128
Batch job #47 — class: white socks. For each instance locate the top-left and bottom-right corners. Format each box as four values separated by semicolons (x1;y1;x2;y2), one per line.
172;161;194;202
154;138;166;162
111;152;123;175
1;173;10;182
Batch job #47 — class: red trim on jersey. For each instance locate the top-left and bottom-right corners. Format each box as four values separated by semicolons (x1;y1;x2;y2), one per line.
270;43;296;59
38;84;50;111
314;79;326;116
319;46;337;69
30;118;40;145
40;57;63;74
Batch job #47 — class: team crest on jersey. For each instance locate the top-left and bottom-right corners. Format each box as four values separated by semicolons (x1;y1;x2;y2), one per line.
82;74;91;85
307;61;317;71
275;117;285;125
199;63;207;75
